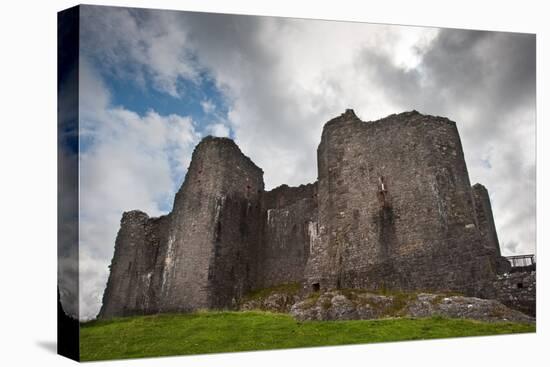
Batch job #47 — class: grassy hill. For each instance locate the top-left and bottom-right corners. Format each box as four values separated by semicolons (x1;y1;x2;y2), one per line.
80;311;534;361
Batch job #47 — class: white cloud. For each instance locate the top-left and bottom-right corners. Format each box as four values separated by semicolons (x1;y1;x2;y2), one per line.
205;123;230;138
201;99;216;114
80;6;201;97
78;60;201;319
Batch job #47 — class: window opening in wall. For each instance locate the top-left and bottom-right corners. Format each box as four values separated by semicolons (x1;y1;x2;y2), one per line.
517;282;524;289
378;176;386;192
312;283;320;292
378;176;388;204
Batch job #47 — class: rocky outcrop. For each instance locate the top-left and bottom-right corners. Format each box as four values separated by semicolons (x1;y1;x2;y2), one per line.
406;293;533;323
290;290;534;324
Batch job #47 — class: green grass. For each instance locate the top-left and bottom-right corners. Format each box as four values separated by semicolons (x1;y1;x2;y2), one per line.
80;311;534;361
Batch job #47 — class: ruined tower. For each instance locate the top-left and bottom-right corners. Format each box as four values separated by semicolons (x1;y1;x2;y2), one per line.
99;110;509;319
157;137;264;312
99;137;265;317
304;110;506;295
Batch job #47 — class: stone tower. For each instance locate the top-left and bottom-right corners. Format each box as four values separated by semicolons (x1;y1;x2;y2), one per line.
304;110;505;295
158;137;264;312
99;137;265;317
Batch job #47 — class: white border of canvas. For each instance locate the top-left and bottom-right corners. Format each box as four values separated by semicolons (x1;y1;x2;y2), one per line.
0;1;546;366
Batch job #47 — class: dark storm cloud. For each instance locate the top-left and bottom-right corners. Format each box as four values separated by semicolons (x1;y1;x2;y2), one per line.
420;30;535;145
357;29;535;121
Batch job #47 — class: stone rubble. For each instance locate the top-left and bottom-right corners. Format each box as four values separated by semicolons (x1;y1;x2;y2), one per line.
288;290;534;324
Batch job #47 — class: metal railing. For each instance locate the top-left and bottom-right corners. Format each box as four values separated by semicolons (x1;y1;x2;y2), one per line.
505;254;536;268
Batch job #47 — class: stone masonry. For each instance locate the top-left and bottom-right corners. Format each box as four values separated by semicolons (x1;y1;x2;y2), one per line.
493;271;536;317
98;110;517;319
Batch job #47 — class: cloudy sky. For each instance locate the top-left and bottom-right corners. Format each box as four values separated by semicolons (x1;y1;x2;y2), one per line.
77;5;535;320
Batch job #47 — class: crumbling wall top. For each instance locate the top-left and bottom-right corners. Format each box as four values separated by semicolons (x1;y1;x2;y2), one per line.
121;210;149;221
263;182;318;209
194;135;264;177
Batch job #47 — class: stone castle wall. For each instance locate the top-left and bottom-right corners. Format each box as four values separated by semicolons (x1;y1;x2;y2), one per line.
471;183;512;274
493;271;536;316
472;184;501;256
254;183;318;289
99;110;516;319
305;110;501;297
99;211;170;317
99;137;266;317
155;137;265;313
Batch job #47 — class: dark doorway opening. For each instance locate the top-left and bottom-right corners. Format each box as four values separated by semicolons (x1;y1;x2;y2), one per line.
312;283;320;292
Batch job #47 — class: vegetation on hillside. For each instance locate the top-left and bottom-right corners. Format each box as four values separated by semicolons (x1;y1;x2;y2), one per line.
80;311;535;361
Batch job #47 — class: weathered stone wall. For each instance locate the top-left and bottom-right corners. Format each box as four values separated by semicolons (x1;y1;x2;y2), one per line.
493;271;536;316
99;211;169;318
157;137;264;312
305;110;499;297
99;137;265;318
471;184;511;274
472;183;501;256
254;183;318;289
140;214;171;313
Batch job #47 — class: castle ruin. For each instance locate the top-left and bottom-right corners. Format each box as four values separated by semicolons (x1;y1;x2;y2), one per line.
98;110;514;318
